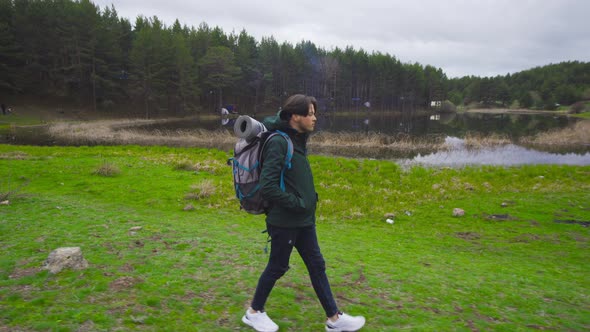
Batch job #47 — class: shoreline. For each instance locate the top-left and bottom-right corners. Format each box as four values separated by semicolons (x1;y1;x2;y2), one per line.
3;106;590;159
1;118;587;167
464;108;569;115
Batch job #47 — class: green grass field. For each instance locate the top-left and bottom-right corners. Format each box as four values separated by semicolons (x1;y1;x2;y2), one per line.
1;144;589;331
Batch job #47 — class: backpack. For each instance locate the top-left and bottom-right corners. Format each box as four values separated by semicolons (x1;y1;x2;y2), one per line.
229;129;294;214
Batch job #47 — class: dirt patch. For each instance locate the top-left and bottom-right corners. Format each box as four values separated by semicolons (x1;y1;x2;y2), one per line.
344;268;367;285
422;306;442;314
9;284;38;301
335;293;362;305
0;325;34;332
181;291;198;301
511;234;561;244
76;320;97;332
554;219;590;227
109;276;143;291
470;304;503;323
526;324;557;330
510;234;541;243
9;267;40;279
216;317;230;327
119;263;135;273
567;232;589;243
0;151;30;160
130;240;144;248
294;292;307;303
455;232;481;240
483;214;517;221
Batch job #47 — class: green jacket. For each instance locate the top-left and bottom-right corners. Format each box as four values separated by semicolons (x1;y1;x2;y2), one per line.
260;115;317;228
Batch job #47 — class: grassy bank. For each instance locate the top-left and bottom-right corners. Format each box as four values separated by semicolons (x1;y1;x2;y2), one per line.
1;144;589;331
0;112;45;136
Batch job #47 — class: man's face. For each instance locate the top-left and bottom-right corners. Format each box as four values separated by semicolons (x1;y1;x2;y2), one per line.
292;104;317;133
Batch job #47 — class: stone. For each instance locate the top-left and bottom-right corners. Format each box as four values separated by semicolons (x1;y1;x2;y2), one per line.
0;200;9;205
43;247;89;274
452;208;465;217
384;212;396;219
129;226;143;232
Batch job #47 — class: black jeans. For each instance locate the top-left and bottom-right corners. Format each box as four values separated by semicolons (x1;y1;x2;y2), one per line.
251;224;339;317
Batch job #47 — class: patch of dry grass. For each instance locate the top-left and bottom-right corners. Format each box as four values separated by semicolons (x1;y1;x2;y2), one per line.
185;180;217;200
47;119;236;149
309;131;447;158
45;118;590;159
520;121;590;148
311;131;432;147
92;162;121;177
47;119;450;158
0;176;30;201
173;159;226;174
0;151;30;160
464;133;512;148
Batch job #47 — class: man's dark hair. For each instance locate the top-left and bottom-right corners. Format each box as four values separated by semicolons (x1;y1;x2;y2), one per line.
279;94;317;121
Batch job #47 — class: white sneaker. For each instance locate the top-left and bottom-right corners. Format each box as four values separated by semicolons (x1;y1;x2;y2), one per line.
325;312;365;332
242;308;279;332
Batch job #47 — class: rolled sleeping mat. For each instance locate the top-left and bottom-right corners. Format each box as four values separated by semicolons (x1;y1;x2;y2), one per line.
234;115;267;141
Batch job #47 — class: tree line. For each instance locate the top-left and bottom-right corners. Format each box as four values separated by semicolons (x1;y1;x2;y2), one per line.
447;61;590;111
0;0;588;117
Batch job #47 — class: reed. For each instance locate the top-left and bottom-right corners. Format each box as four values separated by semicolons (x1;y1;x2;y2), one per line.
47;119;236;149
310;131;442;147
47;120;450;157
46;118;590;158
463;132;512;148
309;131;447;158
520;121;590;148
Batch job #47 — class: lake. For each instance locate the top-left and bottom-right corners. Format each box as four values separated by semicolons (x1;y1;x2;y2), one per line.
133;111;590;166
4;111;590;166
138;111;578;138
406;136;590;167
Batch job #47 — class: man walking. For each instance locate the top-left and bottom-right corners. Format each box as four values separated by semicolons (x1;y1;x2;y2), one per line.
242;94;365;332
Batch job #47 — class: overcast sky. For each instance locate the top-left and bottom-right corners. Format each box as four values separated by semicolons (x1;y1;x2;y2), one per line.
92;0;590;78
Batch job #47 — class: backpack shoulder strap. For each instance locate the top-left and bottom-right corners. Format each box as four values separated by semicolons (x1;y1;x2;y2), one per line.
273;130;294;169
262;130;294;191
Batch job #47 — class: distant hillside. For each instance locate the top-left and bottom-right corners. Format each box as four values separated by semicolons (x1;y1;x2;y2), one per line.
447;61;590;110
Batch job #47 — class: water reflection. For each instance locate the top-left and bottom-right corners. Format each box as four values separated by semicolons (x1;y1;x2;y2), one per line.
132;111;580;142
408;136;590;167
316;111;577;138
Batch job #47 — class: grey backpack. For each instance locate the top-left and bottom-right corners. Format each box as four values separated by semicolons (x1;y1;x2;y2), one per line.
229;130;293;214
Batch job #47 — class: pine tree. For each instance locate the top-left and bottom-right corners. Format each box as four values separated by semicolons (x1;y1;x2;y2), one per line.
129;16;173;118
0;0;22;92
198;46;241;112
